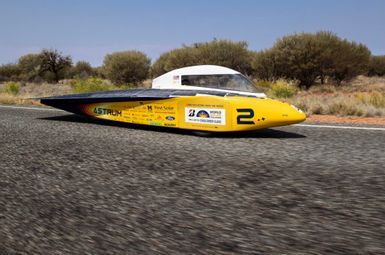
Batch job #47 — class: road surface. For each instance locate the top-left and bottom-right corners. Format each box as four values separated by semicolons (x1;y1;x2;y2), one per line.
1;105;384;254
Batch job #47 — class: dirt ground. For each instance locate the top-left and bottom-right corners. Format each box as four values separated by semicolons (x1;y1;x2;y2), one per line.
307;114;385;126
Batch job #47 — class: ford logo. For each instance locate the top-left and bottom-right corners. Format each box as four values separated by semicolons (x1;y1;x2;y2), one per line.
165;116;175;121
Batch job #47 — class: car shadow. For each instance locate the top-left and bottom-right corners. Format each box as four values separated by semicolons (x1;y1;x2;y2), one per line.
40;114;306;139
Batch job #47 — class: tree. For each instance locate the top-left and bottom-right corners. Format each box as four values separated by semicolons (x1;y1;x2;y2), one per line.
18;53;43;82
103;50;150;84
40;49;72;82
151;47;199;77
314;31;342;84
251;31;371;88
270;33;323;88
194;40;253;75
368;55;385;76
329;41;370;84
70;61;94;79
151;39;253;77
251;50;277;81
0;64;20;82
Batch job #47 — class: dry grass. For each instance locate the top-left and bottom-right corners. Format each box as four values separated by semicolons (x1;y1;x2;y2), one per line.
287;76;385;117
254;76;385;117
0;79;153;105
289;94;385;117
0;82;72;105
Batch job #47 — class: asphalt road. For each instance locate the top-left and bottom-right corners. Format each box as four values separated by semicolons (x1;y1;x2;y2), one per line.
1;105;385;255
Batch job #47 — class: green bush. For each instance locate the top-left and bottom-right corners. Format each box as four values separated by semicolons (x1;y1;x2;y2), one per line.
70;61;94;79
2;81;20;95
151;39;253;77
0;64;20;82
368;55;385;76
251;50;277;81
18;53;43;82
254;80;272;88
329;41;371;85
151;47;199;77
93;66;106;79
71;77;115;93
268;80;297;98
103;50;150;85
252;31;371;88
194;39;253;75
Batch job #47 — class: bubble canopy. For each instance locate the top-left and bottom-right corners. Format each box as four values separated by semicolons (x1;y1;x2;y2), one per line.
152;65;265;97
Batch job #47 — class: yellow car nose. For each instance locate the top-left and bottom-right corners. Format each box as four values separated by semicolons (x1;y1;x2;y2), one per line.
288;104;306;122
278;103;306;125
260;100;306;127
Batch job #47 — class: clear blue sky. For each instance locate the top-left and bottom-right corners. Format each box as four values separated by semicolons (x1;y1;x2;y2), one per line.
1;0;384;66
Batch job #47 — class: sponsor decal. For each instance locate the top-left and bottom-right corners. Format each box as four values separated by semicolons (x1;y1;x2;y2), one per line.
150;121;162;126
154;105;174;111
188;109;195;117
173;75;179;84
165;116;175;121
196;110;209;118
93;107;122;116
185;108;225;125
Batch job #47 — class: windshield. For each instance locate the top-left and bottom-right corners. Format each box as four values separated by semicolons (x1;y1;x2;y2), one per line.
181;74;261;93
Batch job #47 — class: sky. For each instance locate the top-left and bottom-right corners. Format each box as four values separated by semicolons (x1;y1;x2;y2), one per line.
0;0;384;66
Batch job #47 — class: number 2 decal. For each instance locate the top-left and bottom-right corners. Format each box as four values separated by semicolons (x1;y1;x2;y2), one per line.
236;108;255;124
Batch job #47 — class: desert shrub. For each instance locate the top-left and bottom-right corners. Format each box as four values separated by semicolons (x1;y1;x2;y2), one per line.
359;105;385;116
254;80;273;93
308;84;337;94
288;92;385;117
354;92;385;108
0;64;20;81
70;77;115;93
150;53;170;78
18;53;43;82
267;80;297;98
251;50;277;81
151;47;199;77
103;51;150;85
254;80;272;88
327;100;365;116
194;39;253;75
267;33;324;88
70;61;94;79
309;103;324;115
40;49;72;82
2;81;20;95
289;98;310;113
151;39;253;77
368;55;385;76
329;41;371;85
93;66;106;79
252;31;370;88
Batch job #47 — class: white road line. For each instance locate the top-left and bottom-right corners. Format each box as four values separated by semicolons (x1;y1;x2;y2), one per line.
0;105;63;112
294;124;385;131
